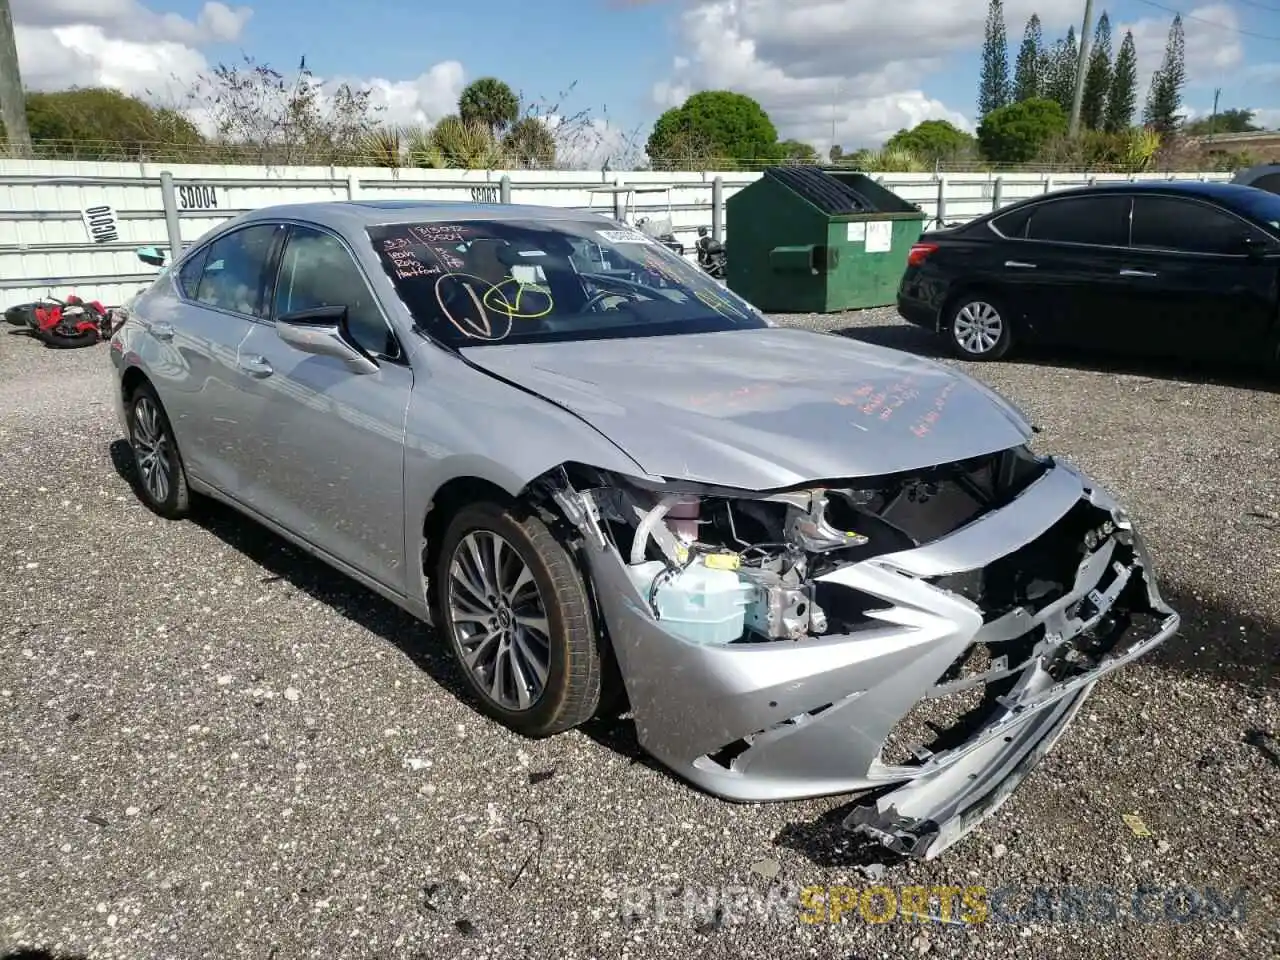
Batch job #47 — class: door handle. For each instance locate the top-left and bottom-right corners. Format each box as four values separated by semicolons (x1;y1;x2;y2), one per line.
238;355;273;378
1119;268;1158;277
1004;260;1036;269
147;321;175;341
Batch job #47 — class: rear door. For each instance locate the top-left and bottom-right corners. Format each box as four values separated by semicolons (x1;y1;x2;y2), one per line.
1010;193;1134;348
1123;194;1279;362
142;222;284;494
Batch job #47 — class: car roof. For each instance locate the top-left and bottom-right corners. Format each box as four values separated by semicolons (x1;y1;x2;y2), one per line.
1007;178;1263;206
230;199;614;232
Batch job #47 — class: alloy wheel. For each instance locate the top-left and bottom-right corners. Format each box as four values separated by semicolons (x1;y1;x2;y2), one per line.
953;301;1003;355
131;395;172;504
447;530;552;711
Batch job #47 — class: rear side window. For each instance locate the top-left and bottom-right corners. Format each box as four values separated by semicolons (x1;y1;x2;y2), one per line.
991;205;1033;238
1131;196;1257;255
193;224;280;317
176;247;208;299
1026;195;1131;246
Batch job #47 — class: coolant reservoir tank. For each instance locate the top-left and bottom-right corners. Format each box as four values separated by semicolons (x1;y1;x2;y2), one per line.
625;557;749;646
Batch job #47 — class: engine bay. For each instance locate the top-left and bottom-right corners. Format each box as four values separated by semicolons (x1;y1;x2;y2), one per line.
565;444;1055;645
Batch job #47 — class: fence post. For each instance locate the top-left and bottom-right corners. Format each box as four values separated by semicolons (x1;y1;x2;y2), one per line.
935;176;947;227
1088;176;1097;186
159;170;183;259
711;176;724;241
499;175;512;204
1044;176;1055;194
991;176;1003;212
347;173;360;200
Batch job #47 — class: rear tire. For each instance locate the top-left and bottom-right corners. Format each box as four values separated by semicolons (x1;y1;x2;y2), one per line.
945;291;1013;361
434;500;604;738
126;382;191;520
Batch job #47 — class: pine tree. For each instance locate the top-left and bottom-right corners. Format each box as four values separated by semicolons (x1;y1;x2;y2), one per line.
1081;12;1113;131
978;0;1011;121
1143;14;1186;134
1105;29;1138;132
1013;14;1044;101
1045;27;1078;114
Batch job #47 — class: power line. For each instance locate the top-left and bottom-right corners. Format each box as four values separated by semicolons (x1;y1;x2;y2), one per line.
1131;0;1280;42
1229;0;1280;16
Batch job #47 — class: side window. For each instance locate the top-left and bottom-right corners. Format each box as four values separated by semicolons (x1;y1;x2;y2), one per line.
1026;195;1131;246
991;205;1033;238
273;226;397;358
1131;196;1256;255
194;224;280;317
176;246;208;299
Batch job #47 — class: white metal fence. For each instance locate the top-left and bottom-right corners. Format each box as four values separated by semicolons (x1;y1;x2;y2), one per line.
0;158;1233;307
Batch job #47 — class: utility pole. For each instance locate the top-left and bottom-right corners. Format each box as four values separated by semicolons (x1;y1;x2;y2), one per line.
0;0;30;154
1067;0;1095;138
1209;87;1221;135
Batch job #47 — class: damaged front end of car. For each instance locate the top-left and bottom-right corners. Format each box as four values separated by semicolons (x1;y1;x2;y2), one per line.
528;445;1179;861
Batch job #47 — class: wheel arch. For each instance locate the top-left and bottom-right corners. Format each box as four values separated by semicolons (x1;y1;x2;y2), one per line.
120;365;151;403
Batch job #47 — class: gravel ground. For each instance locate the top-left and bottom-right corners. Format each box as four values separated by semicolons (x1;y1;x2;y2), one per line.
1;311;1277;960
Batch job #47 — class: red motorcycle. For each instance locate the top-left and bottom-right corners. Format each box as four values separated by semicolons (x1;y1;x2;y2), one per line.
3;294;124;348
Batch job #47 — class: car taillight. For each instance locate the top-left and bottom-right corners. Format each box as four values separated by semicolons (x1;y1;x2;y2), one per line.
907;242;939;267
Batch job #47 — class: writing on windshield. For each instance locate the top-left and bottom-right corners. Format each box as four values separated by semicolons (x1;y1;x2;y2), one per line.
366;218;766;348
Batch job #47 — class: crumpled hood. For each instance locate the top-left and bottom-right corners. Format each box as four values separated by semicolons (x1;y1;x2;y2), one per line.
461;327;1033;490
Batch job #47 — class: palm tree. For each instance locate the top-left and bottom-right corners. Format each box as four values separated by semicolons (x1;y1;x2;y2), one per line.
458;78;519;138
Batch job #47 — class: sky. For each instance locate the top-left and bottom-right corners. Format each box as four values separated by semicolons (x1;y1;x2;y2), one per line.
11;0;1280;164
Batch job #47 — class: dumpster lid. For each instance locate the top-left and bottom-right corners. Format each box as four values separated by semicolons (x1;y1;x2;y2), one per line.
762;165;920;216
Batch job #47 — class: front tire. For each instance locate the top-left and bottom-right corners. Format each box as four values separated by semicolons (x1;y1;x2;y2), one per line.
126;382;191;519
945;292;1013;361
434;501;603;738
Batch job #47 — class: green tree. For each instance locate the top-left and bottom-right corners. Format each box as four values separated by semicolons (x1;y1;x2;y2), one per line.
1185;108;1261;136
501;116;556;167
1013;14;1045;102
885;119;975;164
779;138;818;161
1105;30;1138;133
6;87;203;159
645;90;780;165
1144;14;1186;135
1044;27;1078;115
977;96;1068;162
459;77;520;138
1081;12;1112;131
979;0;1011;121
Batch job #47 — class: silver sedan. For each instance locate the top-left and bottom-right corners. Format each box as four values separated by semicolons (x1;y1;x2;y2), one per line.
108;200;1179;860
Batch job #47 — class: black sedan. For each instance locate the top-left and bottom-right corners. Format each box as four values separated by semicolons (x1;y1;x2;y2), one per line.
897;180;1280;371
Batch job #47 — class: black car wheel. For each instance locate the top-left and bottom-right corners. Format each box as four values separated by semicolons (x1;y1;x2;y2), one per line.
127;382;192;519
946;292;1012;361
434;501;604;738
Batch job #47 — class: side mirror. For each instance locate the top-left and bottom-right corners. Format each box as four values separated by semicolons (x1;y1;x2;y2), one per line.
136;246;168;267
275;305;378;374
1241;235;1270;258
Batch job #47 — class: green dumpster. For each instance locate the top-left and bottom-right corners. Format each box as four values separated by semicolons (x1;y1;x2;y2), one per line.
724;165;925;313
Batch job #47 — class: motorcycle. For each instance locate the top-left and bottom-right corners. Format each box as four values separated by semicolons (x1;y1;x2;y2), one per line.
695;226;726;281
3;293;118;348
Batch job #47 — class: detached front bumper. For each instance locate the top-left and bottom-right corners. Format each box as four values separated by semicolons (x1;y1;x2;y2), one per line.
565;457;1178;860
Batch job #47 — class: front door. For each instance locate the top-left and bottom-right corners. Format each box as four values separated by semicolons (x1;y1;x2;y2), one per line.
1122;194;1279;363
235;223;413;593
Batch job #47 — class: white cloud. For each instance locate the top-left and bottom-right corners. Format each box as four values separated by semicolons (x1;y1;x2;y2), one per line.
652;0;1083;152
1116;3;1243;109
354;63;468;128
11;1;466;138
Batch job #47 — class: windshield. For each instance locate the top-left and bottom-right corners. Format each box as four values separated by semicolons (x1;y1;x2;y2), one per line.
365;218;767;348
1228;185;1280;230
